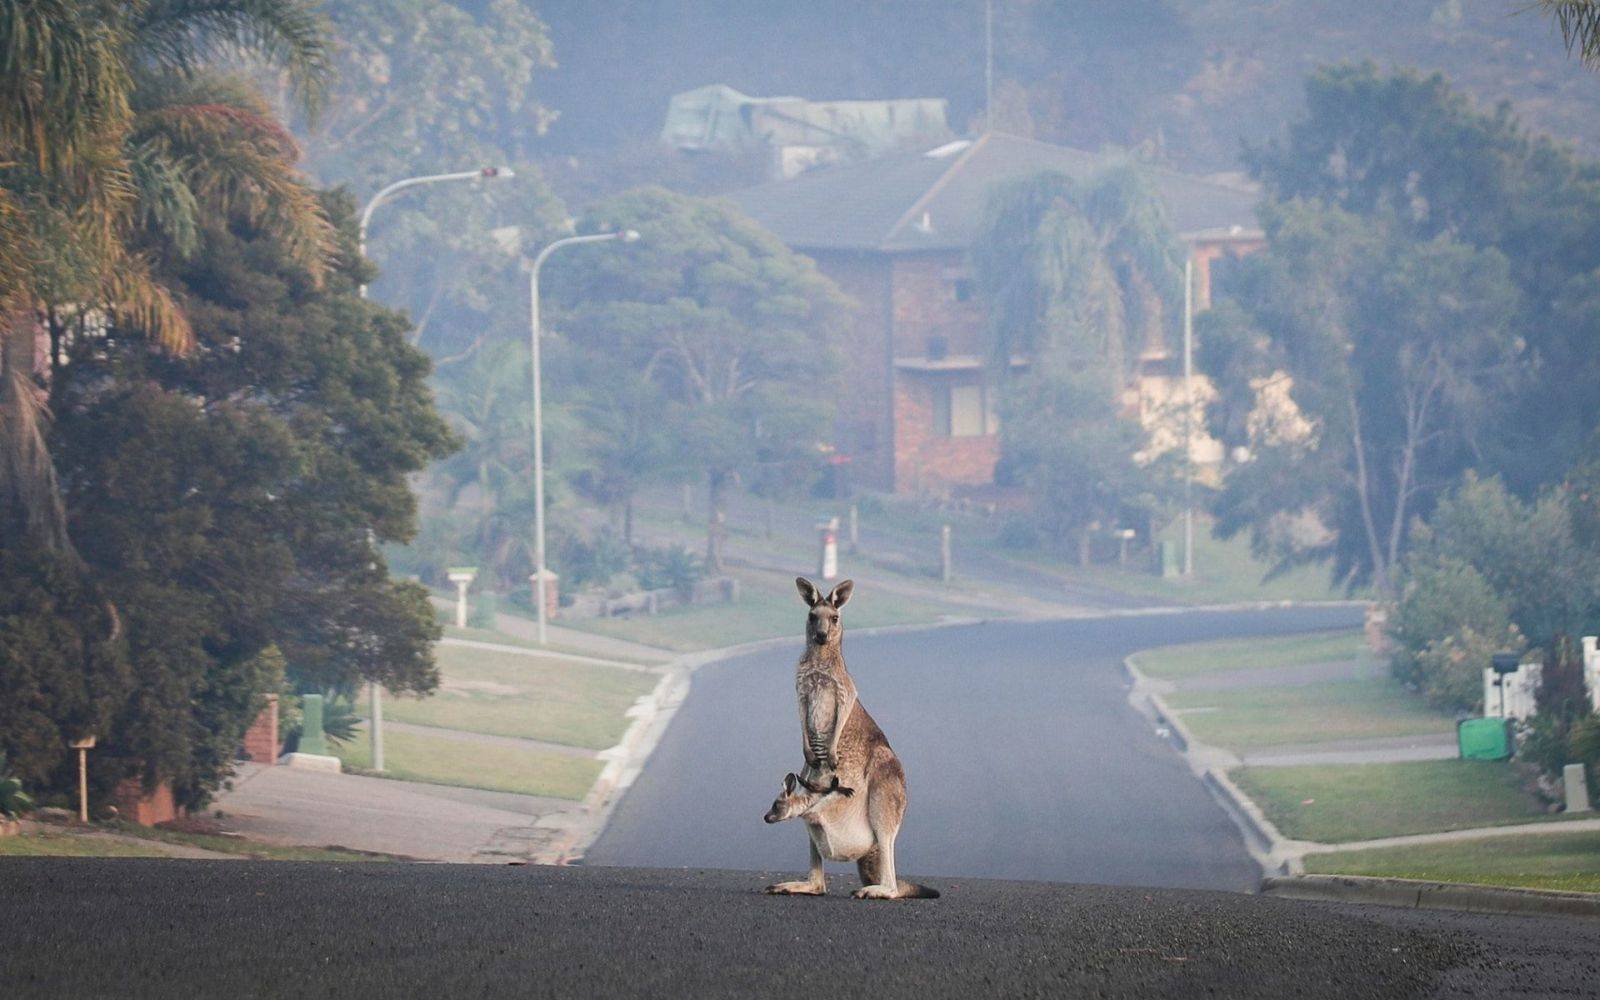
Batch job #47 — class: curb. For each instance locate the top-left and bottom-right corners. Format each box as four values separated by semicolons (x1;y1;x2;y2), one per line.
1261;874;1600;920
1123;655;1303;877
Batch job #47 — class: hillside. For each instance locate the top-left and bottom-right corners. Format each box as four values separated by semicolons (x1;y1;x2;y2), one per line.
530;1;1600;176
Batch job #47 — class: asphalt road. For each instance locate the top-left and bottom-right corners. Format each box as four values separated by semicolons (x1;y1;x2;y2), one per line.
1;859;1595;998
586;606;1364;890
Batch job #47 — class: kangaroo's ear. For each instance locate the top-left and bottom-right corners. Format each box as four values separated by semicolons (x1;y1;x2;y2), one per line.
827;579;854;609
795;577;823;607
783;772;798;795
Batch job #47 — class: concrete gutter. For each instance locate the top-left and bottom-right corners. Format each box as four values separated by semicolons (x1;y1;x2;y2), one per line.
1123;655;1311;876
1261;874;1600;920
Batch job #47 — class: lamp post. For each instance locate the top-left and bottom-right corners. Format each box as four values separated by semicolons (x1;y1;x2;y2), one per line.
529;230;641;644
357;166;511;769
357;166;514;299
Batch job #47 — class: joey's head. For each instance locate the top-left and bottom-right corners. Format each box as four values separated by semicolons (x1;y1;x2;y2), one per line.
796;577;853;646
764;772;809;824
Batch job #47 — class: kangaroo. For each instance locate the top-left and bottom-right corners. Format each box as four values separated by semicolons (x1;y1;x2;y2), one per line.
764;577;939;900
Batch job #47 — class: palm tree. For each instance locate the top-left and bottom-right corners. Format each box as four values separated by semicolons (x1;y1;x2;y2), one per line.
972;165;1183;382
1540;1;1600;69
0;0;331;550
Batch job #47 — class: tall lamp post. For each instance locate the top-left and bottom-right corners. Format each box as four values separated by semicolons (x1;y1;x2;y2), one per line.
357;166;514;299
357;165;513;769
529;230;640;644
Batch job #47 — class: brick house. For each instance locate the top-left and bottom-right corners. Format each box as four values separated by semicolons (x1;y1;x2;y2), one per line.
726;132;1263;495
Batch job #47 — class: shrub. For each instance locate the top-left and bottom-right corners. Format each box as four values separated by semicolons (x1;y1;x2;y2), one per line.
635;545;704;594
1389;553;1518;706
0;753;33;819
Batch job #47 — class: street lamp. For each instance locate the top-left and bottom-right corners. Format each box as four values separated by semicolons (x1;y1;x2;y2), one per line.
357;166;515;298
357;165;512;770
529;229;641;644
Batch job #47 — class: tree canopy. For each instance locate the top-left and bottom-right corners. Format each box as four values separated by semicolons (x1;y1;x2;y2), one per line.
548;187;845;571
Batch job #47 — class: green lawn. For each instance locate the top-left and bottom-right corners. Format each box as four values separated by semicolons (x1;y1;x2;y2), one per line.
561;569;969;652
1234;760;1559;843
337;724;602;801
384;643;656;750
1166;677;1452;751
1303;830;1600;893
1130;629;1370;681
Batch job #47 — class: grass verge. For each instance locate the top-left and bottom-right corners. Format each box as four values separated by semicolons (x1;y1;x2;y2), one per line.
1234;759;1559;843
0;828;169;858
1130;630;1369;681
1303;829;1600;893
1165;678;1454;751
336;724;602;801
384;643;656;750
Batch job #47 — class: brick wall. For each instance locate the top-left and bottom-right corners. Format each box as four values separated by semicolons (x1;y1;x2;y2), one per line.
241;694;279;764
112;779;181;826
893;377;1000;494
888;253;987;358
814;253;895;490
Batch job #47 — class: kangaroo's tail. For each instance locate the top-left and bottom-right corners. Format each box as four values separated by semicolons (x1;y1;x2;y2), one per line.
898;881;940;899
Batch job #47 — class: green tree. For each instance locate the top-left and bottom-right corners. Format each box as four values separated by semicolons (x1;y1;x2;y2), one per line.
1201;200;1521;596
0;190;452;806
550;188;845;571
973;166;1180;558
297;0;564;361
1245;63;1600;496
2;0;333;552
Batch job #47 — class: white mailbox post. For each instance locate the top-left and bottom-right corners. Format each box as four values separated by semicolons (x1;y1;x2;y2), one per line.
447;567;478;629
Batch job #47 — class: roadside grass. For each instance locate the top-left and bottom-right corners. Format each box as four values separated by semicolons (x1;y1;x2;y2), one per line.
1164;677;1454;750
105;823;389;862
1130;629;1370;681
1303;830;1600;893
383;643;656;750
559;568;970;652
0;825;384;861
0;829;169;858
336;724;601;800
1234;760;1560;843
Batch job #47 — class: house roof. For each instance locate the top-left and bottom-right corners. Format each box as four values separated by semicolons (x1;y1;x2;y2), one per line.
725;132;1261;254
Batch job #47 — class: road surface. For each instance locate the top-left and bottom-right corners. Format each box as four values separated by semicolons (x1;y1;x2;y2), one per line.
586;606;1363;889
0;859;1593;998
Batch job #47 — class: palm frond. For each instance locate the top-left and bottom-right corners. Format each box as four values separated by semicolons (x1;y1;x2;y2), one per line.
104;254;194;353
1540;1;1600;68
132;91;334;280
0;337;72;554
129;0;332;115
0;0;133;177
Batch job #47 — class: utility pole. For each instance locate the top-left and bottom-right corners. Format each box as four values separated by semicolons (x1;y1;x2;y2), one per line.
985;0;995;129
1182;256;1195;577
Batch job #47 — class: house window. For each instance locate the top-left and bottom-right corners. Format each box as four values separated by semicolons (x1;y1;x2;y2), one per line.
933;382;996;438
953;278;974;302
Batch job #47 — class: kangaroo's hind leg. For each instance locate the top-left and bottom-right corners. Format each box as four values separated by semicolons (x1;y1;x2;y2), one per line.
853;777;904;900
766;835;826;896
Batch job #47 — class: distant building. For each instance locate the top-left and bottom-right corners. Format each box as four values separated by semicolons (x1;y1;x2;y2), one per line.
661;84;951;180
726;132;1262;496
